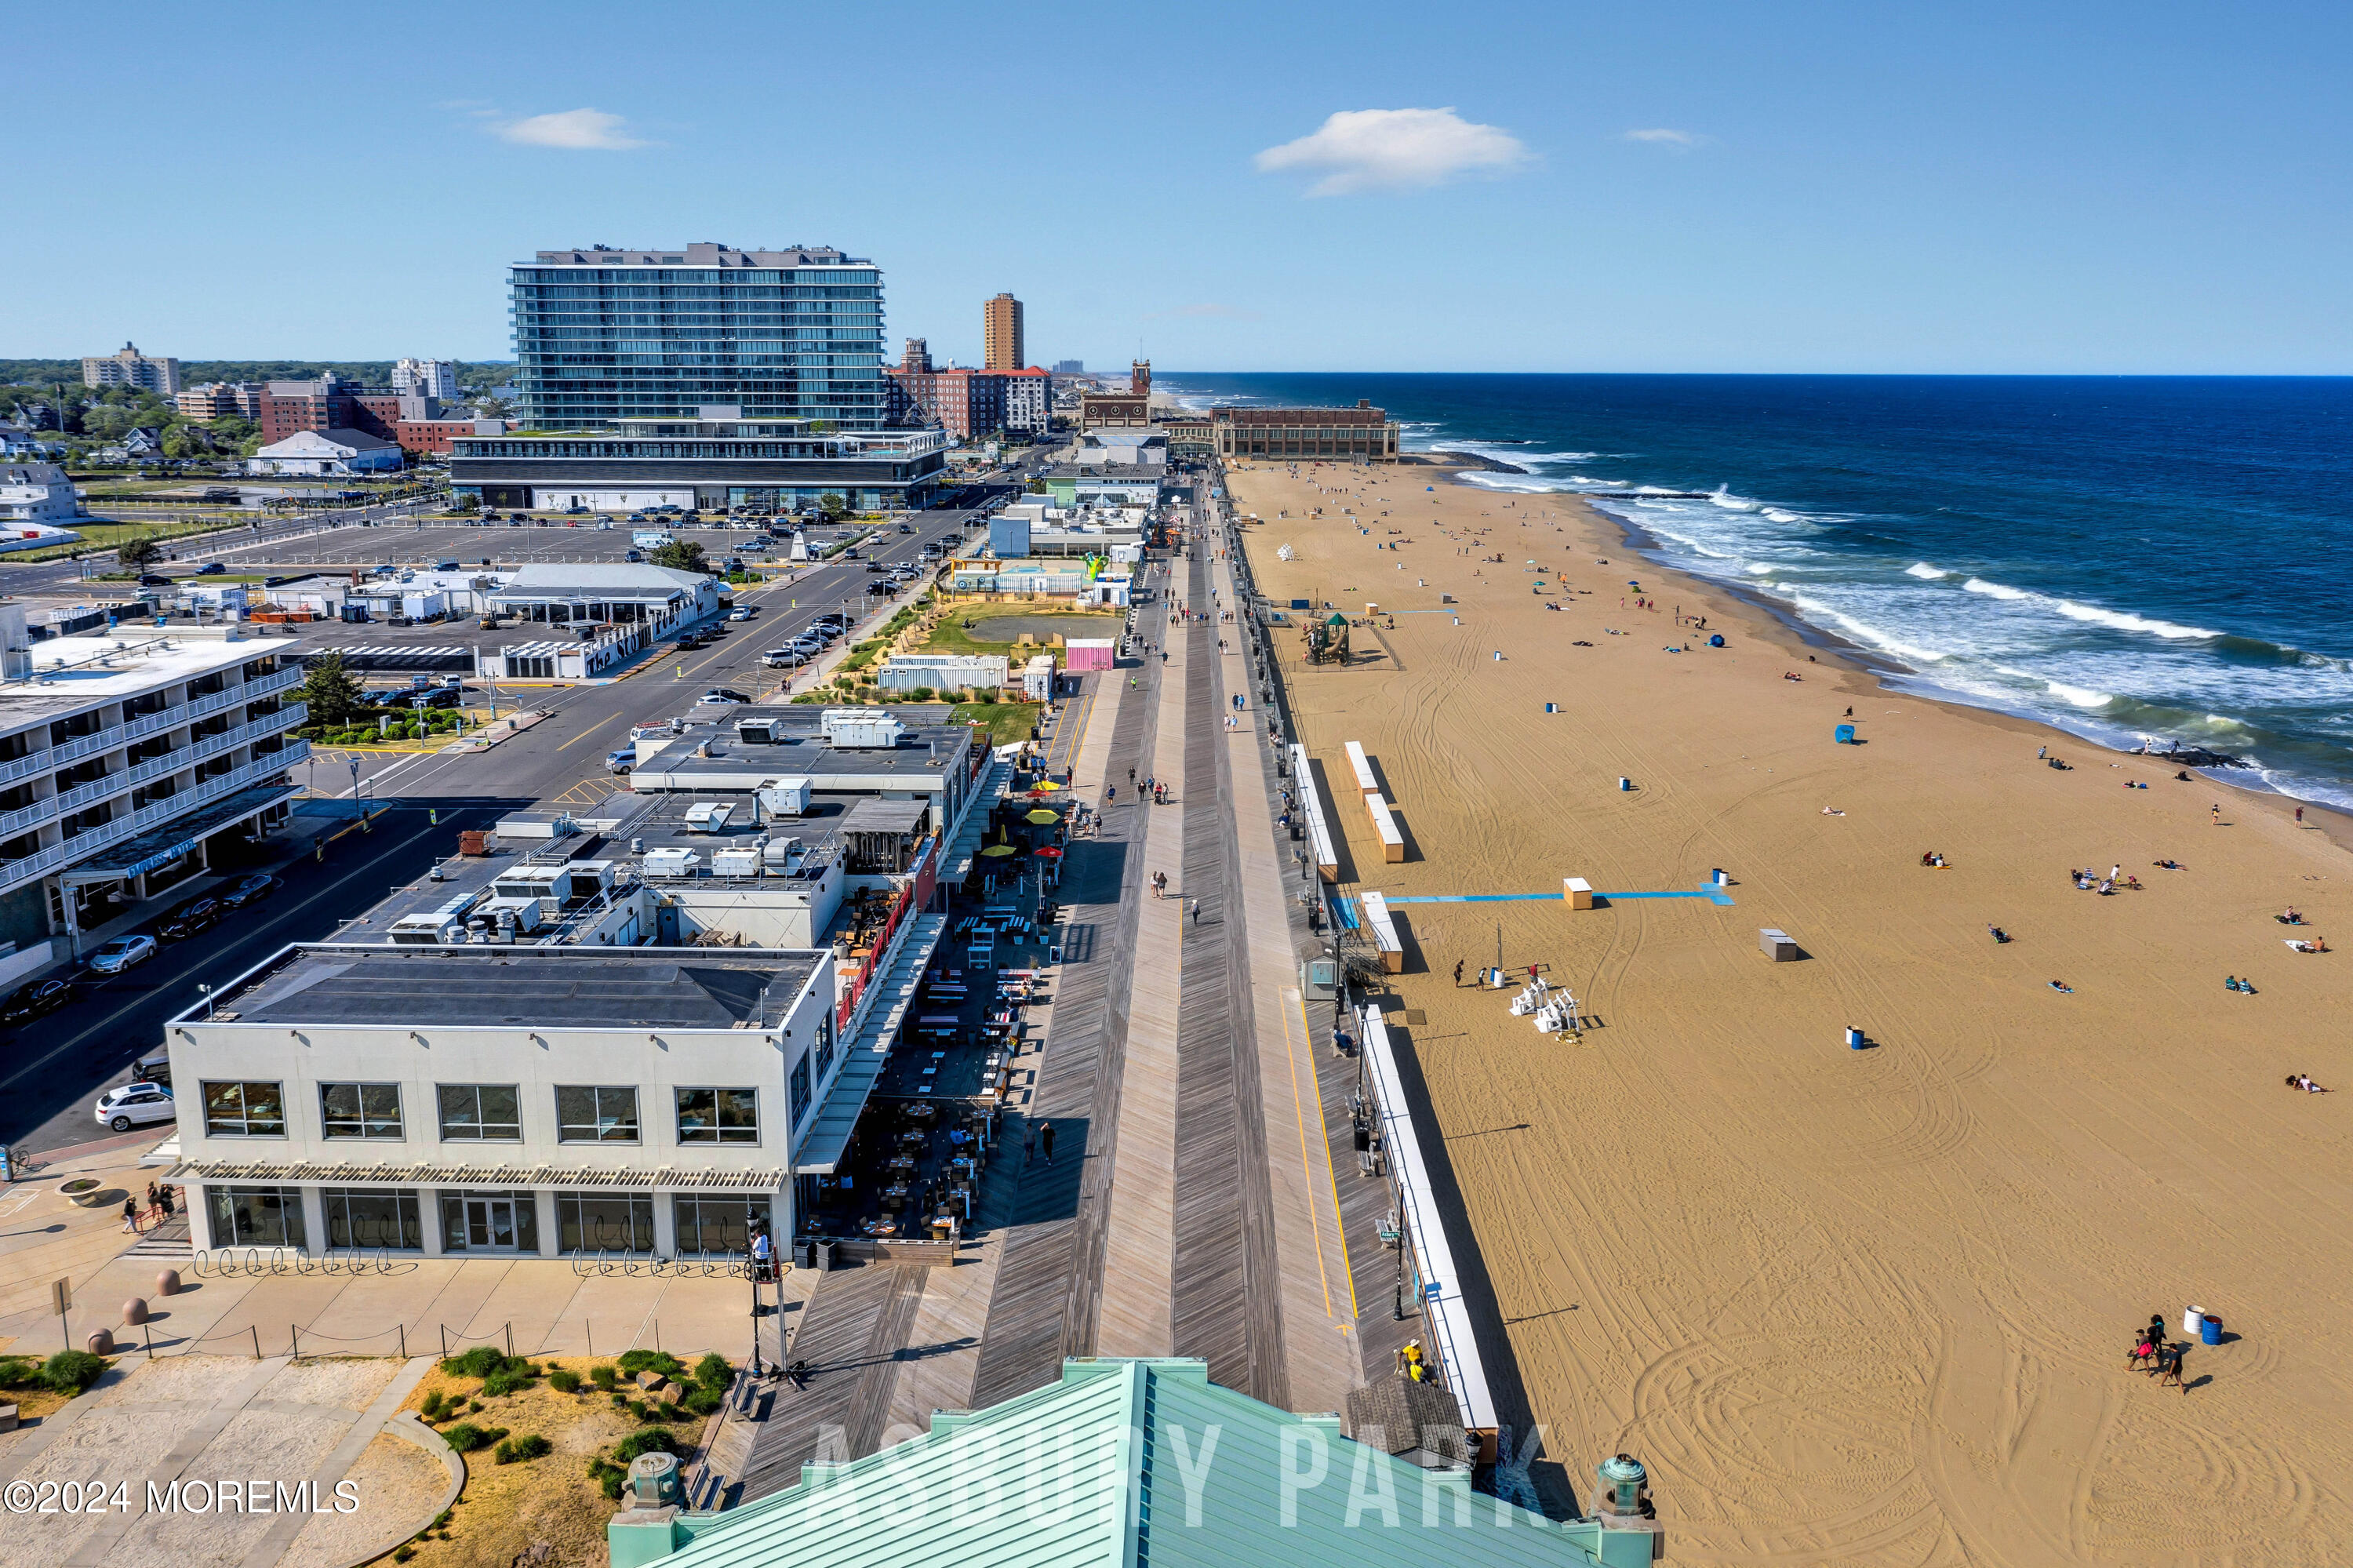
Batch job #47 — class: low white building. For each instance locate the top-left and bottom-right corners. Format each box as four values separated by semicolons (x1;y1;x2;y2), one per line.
0;462;85;527
875;652;1009;693
1022;653;1058;700
162;945;839;1258
247;428;403;476
481;624;649;681
487;562;720;634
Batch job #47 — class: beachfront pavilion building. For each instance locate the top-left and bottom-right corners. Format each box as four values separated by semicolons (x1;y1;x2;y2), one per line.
485;562;724;633
449;410;949;514
0;609;308;985
1213;401;1400;461
607;1357;1664;1566
160;944;839;1260
510;243;889;429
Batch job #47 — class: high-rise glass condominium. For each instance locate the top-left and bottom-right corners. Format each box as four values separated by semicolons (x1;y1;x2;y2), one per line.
508;242;886;428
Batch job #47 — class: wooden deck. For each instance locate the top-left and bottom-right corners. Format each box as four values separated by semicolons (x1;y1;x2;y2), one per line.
736;1264;927;1498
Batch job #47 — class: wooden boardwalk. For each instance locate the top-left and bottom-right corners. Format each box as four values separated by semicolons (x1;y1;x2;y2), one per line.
966;642;1169;1409
1169;547;1291;1407
736;1264;926;1497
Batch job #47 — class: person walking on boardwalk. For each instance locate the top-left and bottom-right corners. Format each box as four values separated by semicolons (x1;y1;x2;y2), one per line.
1039;1120;1056;1166
1189;898;1201;924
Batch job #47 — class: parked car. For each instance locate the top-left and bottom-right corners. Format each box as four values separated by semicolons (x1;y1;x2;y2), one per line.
696;689;747;707
762;649;809;668
130;1050;170;1086
606;748;635;773
0;976;72;1027
137;573;172;586
94;1082;175;1133
87;934;156;974
156;897;221;940
728;606;754;621
218;873;281;909
739;539;769;551
675;631;707;650
197;562;227;575
624;548;644;562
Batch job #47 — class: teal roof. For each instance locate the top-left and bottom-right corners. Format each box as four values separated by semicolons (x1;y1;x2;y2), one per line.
637;1359;1639;1568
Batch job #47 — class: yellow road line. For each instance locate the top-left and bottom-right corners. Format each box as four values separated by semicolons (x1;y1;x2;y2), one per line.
554;711;627;751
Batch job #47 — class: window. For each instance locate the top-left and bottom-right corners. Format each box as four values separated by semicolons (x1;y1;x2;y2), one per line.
813;1010;835;1082
202;1080;286;1138
557;1085;640;1143
789;1053;812;1127
558;1192;656;1253
675;1087;758;1145
322;1188;422;1250
206;1185;306;1248
320;1082;403;1140
438;1084;522;1142
674;1195;771;1255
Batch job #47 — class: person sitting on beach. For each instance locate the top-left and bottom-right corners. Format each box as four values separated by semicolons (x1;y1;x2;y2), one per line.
2155;859;2180;870
2282;907;2304;924
2293;1075;2330;1093
1988;926;2010;943
2049;980;2074;993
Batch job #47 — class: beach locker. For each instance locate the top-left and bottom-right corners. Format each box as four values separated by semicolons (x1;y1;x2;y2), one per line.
1369;795;1406;863
1564;877;1595;910
1760;928;1798;962
1344;740;1380;801
1359;890;1405;973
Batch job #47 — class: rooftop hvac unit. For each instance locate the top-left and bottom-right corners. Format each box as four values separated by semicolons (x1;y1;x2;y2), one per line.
389;889;487;945
683;802;736;832
757;778;812;816
482;896;551;935
820;708;904;749
762;835;803;869
643;847;702;878
711;847;762;879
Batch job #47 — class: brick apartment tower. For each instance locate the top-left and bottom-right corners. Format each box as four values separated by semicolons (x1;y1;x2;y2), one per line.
984;293;1024;372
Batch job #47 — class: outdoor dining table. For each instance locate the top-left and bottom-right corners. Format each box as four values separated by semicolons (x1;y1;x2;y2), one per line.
888;1154;918;1173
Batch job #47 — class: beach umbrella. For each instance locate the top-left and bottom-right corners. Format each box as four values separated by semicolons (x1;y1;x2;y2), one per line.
980;844;1018;858
1035;846;1064;860
1024;809;1060;824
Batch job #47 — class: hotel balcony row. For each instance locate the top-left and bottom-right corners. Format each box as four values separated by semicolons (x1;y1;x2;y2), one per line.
0;744;310;897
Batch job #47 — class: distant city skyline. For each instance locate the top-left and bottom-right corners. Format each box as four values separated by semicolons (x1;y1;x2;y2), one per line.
5;1;2349;374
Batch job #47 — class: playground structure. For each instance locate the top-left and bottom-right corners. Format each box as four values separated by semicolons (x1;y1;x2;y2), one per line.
1303;611;1352;665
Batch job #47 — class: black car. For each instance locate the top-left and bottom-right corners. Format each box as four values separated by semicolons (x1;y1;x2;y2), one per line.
0;977;71;1027
155;897;221;940
197;562;227;575
138;573;172;586
219;873;281;909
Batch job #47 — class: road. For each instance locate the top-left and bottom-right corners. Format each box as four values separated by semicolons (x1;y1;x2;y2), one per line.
0;487;1020;1158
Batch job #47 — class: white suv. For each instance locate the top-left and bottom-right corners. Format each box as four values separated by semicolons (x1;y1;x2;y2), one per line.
96;1082;175;1133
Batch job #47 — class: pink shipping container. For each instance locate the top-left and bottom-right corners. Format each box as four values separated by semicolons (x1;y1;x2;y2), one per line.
1064;638;1116;672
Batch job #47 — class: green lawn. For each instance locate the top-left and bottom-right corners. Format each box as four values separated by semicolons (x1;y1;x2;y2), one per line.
952;701;1042;747
917;609;1122;661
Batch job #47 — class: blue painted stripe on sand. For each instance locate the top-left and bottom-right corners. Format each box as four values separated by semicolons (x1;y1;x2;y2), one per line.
1380;887;1737;908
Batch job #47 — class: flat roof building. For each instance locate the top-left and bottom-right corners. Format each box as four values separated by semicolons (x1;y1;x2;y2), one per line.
247;428;404;475
161;944;838;1260
0;613;307;970
450;410;947;515
982;293;1024;371
1213;400;1400;461
511;243;887;429
82;342;181;395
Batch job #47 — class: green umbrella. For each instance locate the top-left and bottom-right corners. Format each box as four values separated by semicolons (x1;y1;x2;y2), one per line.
1025;809;1061;824
980;844;1019;857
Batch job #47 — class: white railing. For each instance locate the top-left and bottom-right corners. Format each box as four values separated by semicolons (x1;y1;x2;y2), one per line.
42;708;308;819
0;749;49;789
0;750;307;893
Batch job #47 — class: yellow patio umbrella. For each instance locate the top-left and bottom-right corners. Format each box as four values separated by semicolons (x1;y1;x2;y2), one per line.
1025;809;1061;824
980;844;1019;857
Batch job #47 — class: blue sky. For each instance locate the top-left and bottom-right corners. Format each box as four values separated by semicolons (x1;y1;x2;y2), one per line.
9;0;2348;373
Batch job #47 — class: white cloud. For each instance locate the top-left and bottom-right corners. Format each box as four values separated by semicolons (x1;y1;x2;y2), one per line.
1621;128;1707;149
1255;107;1531;196
496;108;647;151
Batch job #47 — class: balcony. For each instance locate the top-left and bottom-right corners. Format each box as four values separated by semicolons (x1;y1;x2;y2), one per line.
42;706;307;820
35;667;304;773
0;745;309;896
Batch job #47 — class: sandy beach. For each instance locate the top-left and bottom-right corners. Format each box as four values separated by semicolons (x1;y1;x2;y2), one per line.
1227;459;2353;1565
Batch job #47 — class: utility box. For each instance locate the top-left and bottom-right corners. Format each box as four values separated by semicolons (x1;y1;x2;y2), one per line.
1564;876;1595;910
1760;927;1799;962
1300;958;1338;1002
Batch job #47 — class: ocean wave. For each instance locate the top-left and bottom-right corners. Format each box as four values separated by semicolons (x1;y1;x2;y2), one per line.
1905;562;1951;580
1745;562;1775;575
1760;508;1806;523
1785;592;1950;664
2046;680;2115;708
1961;577;2218;639
1707;486;1760;511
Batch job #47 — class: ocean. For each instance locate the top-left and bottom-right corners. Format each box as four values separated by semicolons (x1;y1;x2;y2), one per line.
1158;373;2353;809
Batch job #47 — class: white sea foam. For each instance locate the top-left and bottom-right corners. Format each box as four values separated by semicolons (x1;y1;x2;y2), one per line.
1785;592;1949;664
2046;680;2115;708
1962;577;2217;639
1905;562;1951;580
1760;508;1804;522
1745;562;1775;575
1707;486;1760;511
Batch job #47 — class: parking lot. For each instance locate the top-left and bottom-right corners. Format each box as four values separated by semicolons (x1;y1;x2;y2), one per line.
191;518;873;573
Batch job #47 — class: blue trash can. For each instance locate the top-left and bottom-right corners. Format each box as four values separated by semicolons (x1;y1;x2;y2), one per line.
1835;723;1857;744
2199;1314;2223;1345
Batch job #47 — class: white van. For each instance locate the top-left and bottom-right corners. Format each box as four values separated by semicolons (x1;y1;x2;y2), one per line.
631;529;675;548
